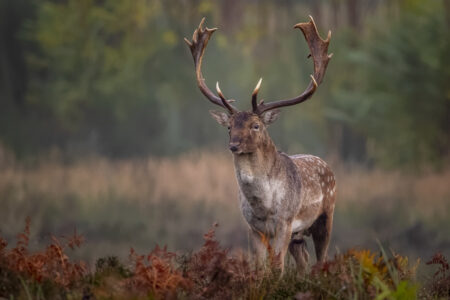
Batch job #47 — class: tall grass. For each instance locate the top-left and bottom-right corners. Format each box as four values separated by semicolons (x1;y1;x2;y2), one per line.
2;150;449;210
0;149;449;263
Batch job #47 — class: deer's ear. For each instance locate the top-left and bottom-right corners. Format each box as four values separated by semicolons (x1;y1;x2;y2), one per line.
261;109;280;125
209;110;230;127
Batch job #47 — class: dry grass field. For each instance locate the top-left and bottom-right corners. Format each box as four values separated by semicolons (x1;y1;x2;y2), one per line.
1;149;449;260
2;150;449;210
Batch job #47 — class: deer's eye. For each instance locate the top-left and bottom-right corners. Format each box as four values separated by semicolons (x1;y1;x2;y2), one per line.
252;124;260;130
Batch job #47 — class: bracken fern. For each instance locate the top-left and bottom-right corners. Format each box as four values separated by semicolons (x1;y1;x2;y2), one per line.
0;219;447;299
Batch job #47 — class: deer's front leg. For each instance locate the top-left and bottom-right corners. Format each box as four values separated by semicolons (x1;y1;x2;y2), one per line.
250;229;268;269
272;222;293;273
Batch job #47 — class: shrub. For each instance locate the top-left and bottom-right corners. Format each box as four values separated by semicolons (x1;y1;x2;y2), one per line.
426;252;450;298
1;219;446;299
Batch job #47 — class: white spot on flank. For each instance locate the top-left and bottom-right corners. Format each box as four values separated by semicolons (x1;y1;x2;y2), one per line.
309;194;324;204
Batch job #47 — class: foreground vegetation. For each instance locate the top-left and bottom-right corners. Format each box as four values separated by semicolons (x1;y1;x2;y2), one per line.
1;221;448;299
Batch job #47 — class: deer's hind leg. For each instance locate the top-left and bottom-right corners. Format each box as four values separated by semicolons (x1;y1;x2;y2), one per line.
288;232;309;274
310;209;334;263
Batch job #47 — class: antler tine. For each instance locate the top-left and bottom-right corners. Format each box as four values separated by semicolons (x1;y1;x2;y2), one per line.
185;18;237;114
253;16;332;114
251;78;263;112
216;82;236;112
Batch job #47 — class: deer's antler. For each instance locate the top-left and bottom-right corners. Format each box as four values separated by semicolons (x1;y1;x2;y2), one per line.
252;16;332;115
184;18;237;114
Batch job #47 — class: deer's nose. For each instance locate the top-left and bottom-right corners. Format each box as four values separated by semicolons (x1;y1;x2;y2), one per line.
229;142;240;152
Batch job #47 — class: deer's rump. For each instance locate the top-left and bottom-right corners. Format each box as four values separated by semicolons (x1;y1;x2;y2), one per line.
289;154;336;234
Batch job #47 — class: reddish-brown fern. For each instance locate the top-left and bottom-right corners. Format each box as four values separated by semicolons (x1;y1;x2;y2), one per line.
0;218;86;288
127;245;190;298
426;252;450;297
186;223;253;299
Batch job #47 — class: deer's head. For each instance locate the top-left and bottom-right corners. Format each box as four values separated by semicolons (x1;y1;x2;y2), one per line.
185;17;332;155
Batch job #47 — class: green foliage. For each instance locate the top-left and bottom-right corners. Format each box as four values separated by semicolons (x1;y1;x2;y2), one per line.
349;4;450;168
26;0;166;155
0;0;449;167
390;280;418;300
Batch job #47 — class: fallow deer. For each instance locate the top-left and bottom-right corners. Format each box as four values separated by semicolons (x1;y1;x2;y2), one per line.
184;17;336;273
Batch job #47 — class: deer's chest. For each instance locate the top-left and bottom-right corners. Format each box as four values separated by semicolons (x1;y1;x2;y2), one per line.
238;171;287;222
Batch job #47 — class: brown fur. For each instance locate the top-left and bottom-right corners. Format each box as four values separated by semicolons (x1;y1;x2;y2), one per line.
210;111;336;273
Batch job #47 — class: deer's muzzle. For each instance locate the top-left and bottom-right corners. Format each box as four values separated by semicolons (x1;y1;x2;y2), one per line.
229;142;240;152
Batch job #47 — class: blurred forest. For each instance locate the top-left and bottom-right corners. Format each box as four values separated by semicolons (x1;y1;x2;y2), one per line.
1;0;449;168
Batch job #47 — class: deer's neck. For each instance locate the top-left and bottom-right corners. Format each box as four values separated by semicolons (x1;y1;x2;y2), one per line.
233;139;281;184
233;138;290;220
